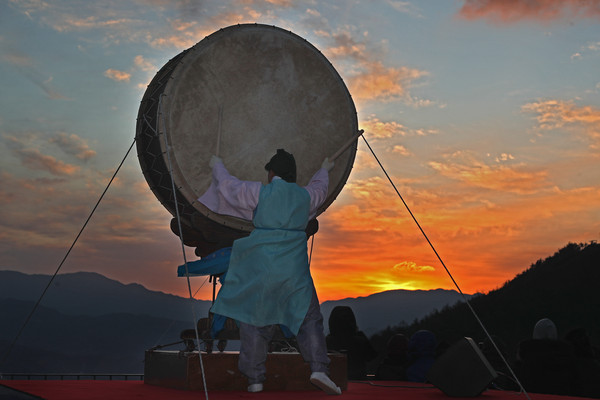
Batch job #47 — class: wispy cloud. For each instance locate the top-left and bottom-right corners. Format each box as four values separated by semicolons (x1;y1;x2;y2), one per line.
316;28;430;103
428;150;549;194
348;61;429;102
3;131;95;175
392;261;435;273
104;68;131;82
458;0;600;24
522;99;600;147
386;1;424;18
361;116;439;139
310;169;600;298
1;46;69;100
49;132;96;160
4;134;80;176
8;1;431;106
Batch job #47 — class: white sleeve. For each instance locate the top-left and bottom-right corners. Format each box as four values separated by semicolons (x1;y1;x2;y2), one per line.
304;168;329;219
197;161;261;220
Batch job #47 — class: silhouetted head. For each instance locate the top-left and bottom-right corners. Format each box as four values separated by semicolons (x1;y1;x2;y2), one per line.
533;318;557;340
328;306;358;337
265;149;296;183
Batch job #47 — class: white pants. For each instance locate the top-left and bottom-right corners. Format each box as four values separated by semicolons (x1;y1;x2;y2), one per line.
238;288;330;384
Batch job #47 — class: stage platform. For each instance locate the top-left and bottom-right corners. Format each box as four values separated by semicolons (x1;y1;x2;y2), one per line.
144;350;348;391
1;379;592;400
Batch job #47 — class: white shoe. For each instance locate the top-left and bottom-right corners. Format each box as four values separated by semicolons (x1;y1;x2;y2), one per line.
248;383;263;392
310;372;341;395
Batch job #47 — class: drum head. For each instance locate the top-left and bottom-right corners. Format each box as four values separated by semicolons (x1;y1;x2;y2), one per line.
138;24;358;232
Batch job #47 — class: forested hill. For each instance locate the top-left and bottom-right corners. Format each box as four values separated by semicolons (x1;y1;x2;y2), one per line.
370;242;600;365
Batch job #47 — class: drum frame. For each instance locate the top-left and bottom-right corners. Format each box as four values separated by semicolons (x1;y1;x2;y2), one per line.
136;24;358;254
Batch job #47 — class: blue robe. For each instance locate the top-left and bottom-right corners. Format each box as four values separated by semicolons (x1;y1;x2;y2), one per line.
210;178;313;335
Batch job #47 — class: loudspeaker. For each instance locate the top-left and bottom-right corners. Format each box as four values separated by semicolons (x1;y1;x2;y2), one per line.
426;337;498;397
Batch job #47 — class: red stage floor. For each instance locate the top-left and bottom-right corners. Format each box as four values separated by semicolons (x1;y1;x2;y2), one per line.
1;380;592;400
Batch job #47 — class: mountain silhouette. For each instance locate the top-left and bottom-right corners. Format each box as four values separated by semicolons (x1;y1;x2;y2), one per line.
3;242;597;375
0;270;212;320
0;270;466;374
369;241;600;371
320;289;472;336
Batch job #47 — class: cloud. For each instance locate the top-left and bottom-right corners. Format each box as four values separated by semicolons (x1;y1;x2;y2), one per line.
9;0;430;106
104;68;131;82
133;55;156;72
9;1;190;48
1;46;69;100
51;16;139;32
3;132;93;175
308;24;431;104
428;151;549;194
458;0;600;24
309;161;600;298
361;116;439;139
0;164;171;253
490;152;515;163
4;134;79;176
49;132;96;160
348;61;429;101
391;145;411;156
104;55;159;88
13;147;80;176
522;99;600;147
361;117;408;139
386;1;424;18
392;261;435;273
319;29;428;102
147;18;213;49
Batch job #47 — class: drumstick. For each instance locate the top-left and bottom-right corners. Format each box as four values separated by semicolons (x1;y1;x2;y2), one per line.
329;129;364;162
215;105;223;157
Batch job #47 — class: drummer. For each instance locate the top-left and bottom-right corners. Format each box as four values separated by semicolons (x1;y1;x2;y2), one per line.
208;149;341;395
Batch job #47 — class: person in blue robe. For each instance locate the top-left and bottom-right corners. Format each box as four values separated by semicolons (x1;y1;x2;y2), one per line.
209;149;341;395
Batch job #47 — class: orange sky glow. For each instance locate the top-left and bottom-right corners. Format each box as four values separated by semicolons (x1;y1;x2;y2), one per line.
1;0;599;303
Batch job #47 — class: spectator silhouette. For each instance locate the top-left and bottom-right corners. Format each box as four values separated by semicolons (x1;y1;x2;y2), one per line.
565;327;600;398
515;318;577;396
376;333;408;381
405;330;436;382
326;306;377;380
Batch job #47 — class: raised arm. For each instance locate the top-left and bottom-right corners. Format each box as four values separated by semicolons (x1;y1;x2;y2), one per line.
304;158;333;219
197;156;261;220
212;157;262;215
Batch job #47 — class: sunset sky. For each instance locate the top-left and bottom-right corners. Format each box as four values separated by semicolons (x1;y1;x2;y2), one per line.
1;0;599;302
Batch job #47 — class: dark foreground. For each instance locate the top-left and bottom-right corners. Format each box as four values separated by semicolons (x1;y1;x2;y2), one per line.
1;380;596;400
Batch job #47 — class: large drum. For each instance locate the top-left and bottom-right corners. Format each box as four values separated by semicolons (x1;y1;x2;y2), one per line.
136;24;358;256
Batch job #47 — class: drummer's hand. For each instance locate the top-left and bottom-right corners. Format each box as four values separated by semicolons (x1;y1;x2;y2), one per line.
321;157;334;172
210;155;223;168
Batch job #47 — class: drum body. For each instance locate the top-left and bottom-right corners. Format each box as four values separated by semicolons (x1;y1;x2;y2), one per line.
136;24;358;256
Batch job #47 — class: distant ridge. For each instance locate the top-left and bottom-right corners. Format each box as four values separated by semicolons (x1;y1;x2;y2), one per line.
321;289;472;336
0;270;212;321
0;270;469;373
3;242;597;376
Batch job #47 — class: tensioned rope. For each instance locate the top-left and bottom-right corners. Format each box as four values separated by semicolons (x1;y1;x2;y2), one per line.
157;94;209;400
0;138;137;371
360;135;530;400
